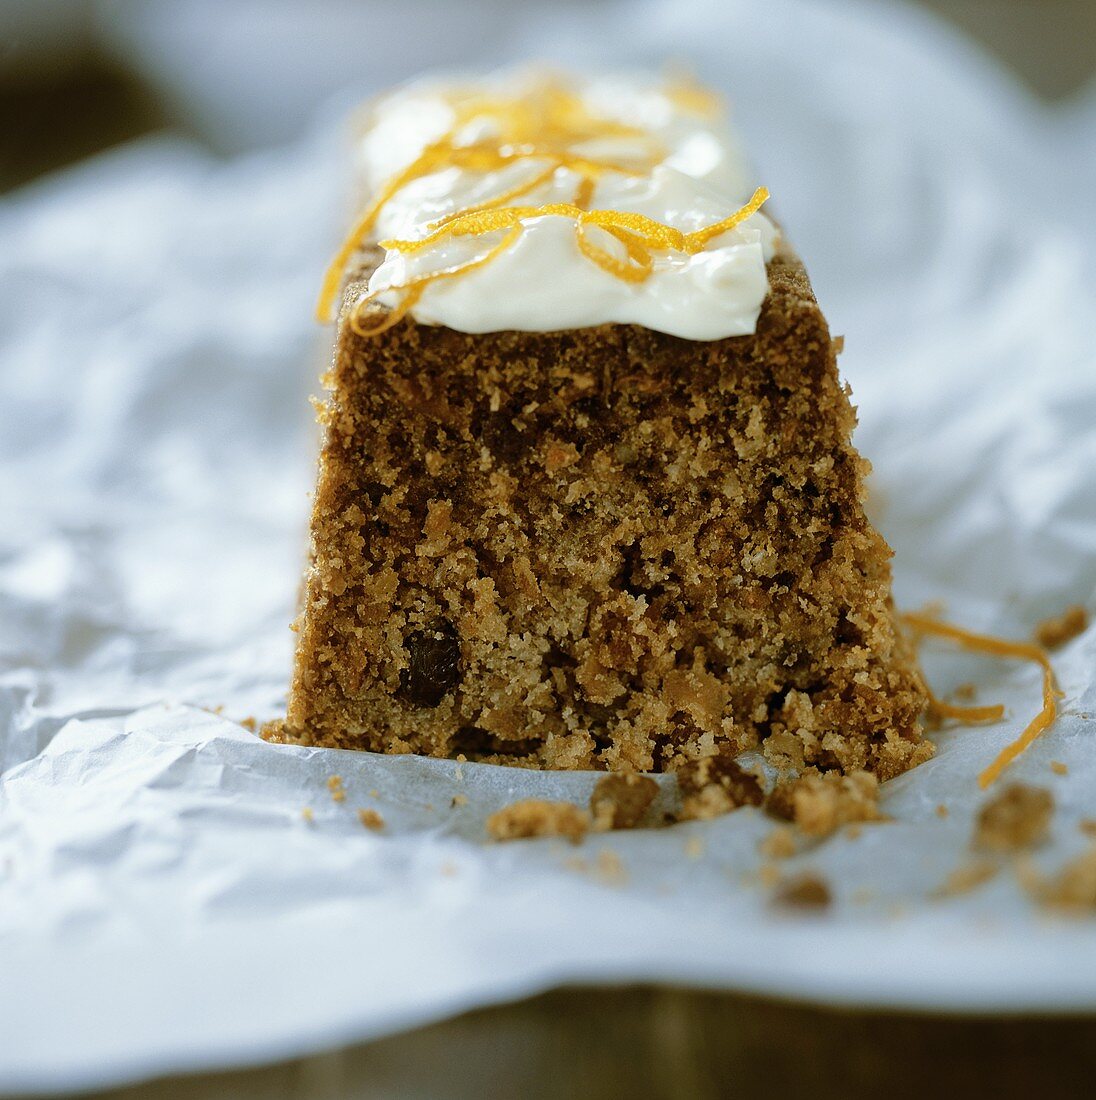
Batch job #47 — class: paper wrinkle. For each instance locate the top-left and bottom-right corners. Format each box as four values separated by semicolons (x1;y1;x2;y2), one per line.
1;0;1096;1091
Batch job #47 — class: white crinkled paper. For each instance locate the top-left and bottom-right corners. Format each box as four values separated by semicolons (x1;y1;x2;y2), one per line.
2;0;1095;1092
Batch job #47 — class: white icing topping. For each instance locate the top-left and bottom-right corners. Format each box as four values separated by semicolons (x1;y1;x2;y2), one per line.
353;71;780;341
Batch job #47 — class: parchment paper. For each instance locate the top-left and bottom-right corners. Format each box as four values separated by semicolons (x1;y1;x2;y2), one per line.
1;0;1095;1092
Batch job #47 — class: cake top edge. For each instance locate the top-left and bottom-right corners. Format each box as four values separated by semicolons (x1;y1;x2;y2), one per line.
321;67;781;343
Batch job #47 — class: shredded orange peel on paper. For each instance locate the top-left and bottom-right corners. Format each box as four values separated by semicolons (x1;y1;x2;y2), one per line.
316;78;770;328
902;611;1061;788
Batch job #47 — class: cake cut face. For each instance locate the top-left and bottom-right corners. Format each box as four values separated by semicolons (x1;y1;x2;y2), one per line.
277;71;930;779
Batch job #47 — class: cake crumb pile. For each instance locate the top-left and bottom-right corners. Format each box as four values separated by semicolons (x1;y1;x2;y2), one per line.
677;757;763;821
767;770;884;838
486;799;590;842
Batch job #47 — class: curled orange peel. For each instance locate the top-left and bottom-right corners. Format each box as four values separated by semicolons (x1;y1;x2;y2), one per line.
348;224;524;336
902;611;1061;788
376;186;770;296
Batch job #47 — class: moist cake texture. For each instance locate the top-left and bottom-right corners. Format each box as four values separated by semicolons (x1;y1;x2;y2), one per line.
273;71;930;780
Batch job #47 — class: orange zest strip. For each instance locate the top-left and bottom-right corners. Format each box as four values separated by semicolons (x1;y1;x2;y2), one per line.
682;186;770;250
348;224;525;337
575;221;652;283
319;145;653;322
381;202;582;253
381;189;770;290
902;612;1060;788
348;283;426;338
315;139;455;323
573;175;596;210
662;70;723;118
427;164;559;229
927;694;1006;724
452;80;651;144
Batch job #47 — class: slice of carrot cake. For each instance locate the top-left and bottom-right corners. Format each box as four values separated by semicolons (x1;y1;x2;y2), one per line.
272;69;930;779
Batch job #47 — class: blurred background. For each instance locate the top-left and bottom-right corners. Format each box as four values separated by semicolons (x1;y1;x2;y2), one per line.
1;0;1094;193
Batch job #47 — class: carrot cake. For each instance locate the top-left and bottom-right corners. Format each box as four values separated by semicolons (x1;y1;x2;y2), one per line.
272;69;930;779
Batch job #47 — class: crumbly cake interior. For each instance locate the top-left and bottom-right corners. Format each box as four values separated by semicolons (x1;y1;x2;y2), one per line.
275;248;929;778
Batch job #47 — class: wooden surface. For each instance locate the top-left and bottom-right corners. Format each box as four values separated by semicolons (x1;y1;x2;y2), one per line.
84;986;1096;1099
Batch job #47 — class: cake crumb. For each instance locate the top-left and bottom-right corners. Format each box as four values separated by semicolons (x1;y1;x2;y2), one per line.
357;808;384;831
486;799;590;843
973;783;1053;853
953;682;977;702
933;860;998;898
595;848;626;885
327;775;347;803
368;789;379;799
1034;604;1087;649
238;716;257;732
261;719;289;744
683;835;705;861
563;850;626;884
768;769;884;838
759;825;796;860
676;757;763;821
301;807;314;824
451;794;469;808
772;872;832;910
1013;854;1043;897
1080;819;1096;838
590;773;659;831
1050;761;1069;776
935;804;949;819
759;863;781;888
1033;844;1096;912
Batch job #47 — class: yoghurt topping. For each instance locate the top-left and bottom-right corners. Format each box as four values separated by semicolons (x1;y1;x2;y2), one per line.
331;70;779;342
